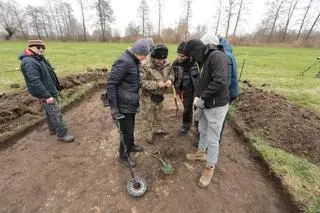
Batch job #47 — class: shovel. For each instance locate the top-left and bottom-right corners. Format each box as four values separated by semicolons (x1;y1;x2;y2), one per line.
152;150;175;175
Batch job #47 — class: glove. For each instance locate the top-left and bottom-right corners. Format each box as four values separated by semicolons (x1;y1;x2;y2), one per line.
110;107;125;120
193;97;205;108
194;107;203;121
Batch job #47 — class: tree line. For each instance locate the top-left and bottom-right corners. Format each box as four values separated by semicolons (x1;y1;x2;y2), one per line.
0;0;319;45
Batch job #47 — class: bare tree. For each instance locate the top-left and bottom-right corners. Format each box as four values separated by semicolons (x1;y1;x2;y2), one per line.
39;7;50;39
306;11;320;39
268;0;285;42
0;1;18;40
46;0;63;40
225;0;236;37
10;0;28;39
182;0;193;40
95;0;114;41
125;21;139;37
137;0;150;37
296;0;313;40
26;5;43;39
157;0;162;37
281;0;298;42
215;0;223;34
77;0;87;41
233;0;243;36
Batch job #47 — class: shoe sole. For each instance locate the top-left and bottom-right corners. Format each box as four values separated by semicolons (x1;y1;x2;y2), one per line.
57;138;75;143
198;181;209;188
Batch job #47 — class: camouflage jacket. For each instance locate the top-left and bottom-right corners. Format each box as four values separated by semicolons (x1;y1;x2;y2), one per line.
140;56;174;96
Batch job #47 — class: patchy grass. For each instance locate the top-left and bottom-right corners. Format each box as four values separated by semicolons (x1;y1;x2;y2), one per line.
250;132;320;213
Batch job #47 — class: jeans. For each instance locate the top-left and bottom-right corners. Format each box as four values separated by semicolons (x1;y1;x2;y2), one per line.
198;104;229;167
41;98;67;138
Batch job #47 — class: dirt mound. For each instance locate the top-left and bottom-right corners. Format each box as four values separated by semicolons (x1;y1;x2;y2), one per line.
234;85;320;164
0;69;107;142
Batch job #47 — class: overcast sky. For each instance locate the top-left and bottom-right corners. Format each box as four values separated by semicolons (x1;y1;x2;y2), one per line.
15;0;268;36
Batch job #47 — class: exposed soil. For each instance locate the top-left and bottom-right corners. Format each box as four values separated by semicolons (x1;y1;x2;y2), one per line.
0;70;107;142
234;83;320;164
0;92;297;213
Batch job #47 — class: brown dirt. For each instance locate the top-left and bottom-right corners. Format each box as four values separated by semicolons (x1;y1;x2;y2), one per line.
234;84;320;164
0;92;297;213
0;70;107;142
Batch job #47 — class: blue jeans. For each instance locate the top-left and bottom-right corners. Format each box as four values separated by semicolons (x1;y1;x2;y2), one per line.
198;104;229;167
41;98;67;137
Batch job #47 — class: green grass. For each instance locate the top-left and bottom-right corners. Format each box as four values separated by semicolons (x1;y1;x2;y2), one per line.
0;41;319;111
236;46;320;112
250;133;320;213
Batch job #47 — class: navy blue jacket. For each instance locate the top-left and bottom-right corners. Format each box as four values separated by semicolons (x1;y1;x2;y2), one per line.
107;49;141;114
220;38;239;100
20;50;60;99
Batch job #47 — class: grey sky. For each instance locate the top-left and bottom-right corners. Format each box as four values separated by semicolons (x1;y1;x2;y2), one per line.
16;0;267;36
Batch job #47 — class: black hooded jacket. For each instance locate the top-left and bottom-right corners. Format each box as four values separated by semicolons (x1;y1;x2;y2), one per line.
197;45;229;108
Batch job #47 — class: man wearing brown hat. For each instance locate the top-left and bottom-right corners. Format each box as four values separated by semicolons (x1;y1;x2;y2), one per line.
19;40;74;143
140;44;174;144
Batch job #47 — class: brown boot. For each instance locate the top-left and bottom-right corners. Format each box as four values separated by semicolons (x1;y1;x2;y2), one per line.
185;150;206;161
198;166;215;188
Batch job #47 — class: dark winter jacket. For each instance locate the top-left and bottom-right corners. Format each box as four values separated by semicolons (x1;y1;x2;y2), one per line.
220;38;239;100
172;59;199;93
196;45;229;108
19;49;61;99
107;49;141;114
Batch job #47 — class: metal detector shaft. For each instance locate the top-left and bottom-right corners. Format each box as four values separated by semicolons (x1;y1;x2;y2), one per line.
115;119;135;179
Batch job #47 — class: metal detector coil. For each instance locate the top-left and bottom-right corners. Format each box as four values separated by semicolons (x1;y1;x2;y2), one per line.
127;176;148;197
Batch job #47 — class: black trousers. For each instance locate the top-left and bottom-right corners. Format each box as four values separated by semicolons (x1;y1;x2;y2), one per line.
118;113;135;158
181;88;195;129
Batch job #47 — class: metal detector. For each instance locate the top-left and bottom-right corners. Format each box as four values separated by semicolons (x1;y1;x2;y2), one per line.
114;115;148;197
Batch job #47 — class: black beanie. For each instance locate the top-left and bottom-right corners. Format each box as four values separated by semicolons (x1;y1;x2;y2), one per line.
151;44;168;59
177;41;185;54
183;39;205;63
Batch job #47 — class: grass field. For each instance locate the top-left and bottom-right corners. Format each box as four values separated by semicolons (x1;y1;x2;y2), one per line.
1;41;319;111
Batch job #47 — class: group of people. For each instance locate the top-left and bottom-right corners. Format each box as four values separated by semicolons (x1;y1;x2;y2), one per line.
18;32;239;188
107;32;239;188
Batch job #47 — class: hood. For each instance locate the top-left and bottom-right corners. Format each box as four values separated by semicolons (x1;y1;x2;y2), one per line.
219;37;233;53
18;48;38;60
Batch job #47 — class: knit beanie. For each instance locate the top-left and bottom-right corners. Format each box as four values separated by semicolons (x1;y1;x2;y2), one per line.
177;41;185;54
28;39;45;47
132;39;150;56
